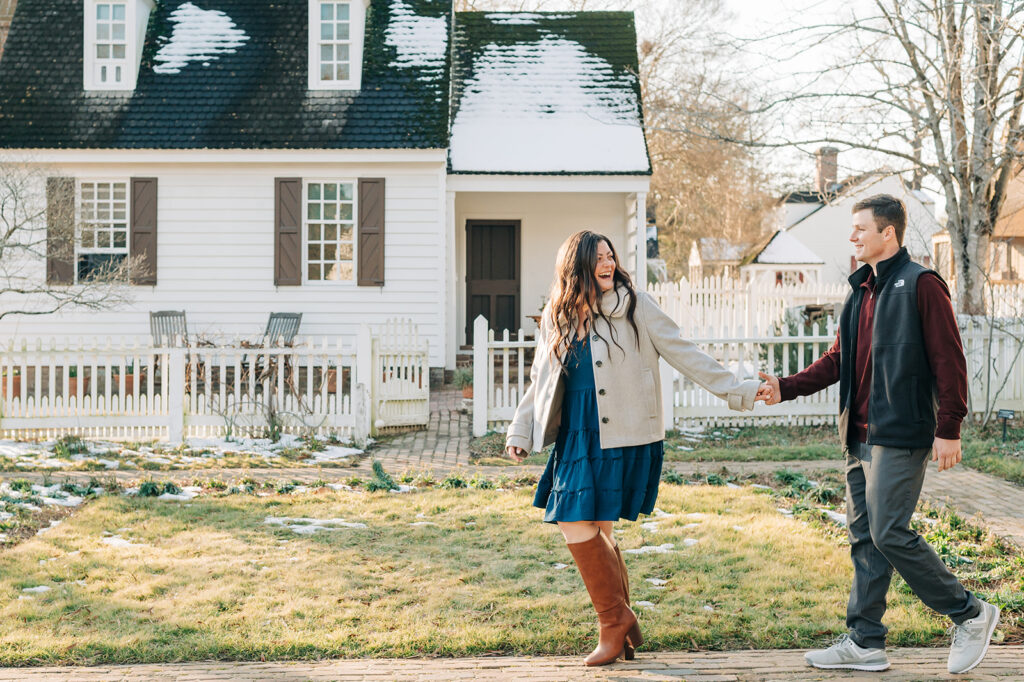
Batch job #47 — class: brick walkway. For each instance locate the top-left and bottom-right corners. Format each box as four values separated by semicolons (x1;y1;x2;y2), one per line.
1;647;1021;681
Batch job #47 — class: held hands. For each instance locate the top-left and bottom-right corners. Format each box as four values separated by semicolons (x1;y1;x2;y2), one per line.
932;437;962;472
757;371;782;405
506;445;526;462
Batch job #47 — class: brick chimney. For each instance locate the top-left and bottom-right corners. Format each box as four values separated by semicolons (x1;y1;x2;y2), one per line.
0;0;16;62
815;146;839;195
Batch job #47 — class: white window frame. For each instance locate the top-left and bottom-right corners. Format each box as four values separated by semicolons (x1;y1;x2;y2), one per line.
308;0;367;90
83;0;152;91
302;179;358;285
76;179;131;284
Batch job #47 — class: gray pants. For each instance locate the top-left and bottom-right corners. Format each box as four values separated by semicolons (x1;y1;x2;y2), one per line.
845;441;980;649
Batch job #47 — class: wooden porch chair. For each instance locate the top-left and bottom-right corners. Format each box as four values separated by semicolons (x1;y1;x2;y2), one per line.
149;310;189;347
261;312;302;347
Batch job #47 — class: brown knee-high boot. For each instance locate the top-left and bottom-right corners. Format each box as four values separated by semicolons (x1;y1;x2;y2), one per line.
567;531;643;666
609;538;635;660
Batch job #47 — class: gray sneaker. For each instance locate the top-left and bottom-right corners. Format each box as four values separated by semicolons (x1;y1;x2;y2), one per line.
948;600;1001;674
804;634;891;671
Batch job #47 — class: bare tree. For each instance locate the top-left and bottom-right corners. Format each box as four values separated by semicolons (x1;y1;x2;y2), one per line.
0;157;139;321
680;0;1024;314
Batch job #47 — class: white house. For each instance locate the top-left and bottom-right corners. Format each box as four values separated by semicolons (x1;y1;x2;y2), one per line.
780;149;943;286
738;230;824;287
0;1;651;372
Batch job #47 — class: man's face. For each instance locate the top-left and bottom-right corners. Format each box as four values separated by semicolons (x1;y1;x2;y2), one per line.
850;209;892;266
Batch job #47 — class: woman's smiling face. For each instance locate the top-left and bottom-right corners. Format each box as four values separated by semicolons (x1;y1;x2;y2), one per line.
594;239;616;293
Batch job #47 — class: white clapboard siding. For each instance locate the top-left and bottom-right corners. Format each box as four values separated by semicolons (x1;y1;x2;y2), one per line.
0;163;448;366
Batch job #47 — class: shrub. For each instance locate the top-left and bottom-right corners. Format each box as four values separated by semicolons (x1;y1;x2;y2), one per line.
661;470;685;485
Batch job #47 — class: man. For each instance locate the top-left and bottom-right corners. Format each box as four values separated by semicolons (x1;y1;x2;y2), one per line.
759;194;999;674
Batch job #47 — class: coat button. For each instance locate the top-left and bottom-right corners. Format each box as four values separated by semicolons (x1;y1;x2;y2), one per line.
592;335;598;342
595;360;603;367
602;417;609;424
598;388;606;395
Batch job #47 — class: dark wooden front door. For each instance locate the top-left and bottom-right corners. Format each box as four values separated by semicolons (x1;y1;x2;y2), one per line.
466;220;520;344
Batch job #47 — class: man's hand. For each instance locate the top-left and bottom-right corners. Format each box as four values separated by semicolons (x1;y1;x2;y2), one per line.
758;371;782;406
932;437;962;472
506;445;526;462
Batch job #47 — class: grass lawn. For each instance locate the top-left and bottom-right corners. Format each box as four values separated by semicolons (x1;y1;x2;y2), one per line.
962;424;1024;487
1;472;1020;665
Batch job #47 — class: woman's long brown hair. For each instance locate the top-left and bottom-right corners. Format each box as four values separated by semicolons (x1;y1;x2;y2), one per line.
546;231;639;371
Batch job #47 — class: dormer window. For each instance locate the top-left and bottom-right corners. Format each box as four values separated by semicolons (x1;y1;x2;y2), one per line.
84;0;154;91
308;0;366;90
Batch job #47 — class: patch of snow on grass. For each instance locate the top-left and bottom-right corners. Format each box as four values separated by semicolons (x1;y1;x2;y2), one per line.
682;538;699;547
645;578;668;586
264;516;367;534
624;543;674;555
153;2;250;74
22;585;51;593
102;535;143;548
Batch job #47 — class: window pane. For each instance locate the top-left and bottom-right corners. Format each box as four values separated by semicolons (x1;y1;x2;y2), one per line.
320;44;332;62
308;263;320;281
112;4;125;21
113;231;126;248
321;23;332;41
327;262;352;281
308;183;320;200
78;253;126;282
113;185;125;200
339;203;352;221
81;228;95;248
308;224;321;241
97;5;109;21
337;45;349;62
339;184;352;200
112;24;125;40
97;24;110;40
338;225;352;240
336;64;349;81
113;45;125;59
307;203;320;220
337;23;349;40
98;184;110;200
97;44;110;59
337;243;353;260
324;184;337;201
337;3;349;20
321;3;333;20
82;185;95;200
321;63;332;80
307;244;320;262
324;224;337;241
324;203;336;220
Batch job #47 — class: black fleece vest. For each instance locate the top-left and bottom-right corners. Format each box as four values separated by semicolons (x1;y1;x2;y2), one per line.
839;248;942;448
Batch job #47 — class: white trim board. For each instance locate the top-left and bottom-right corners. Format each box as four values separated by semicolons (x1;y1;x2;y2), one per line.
448;174;650;193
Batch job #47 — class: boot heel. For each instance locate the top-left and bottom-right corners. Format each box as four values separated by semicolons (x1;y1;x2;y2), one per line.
623;643;635;660
626;621;643;648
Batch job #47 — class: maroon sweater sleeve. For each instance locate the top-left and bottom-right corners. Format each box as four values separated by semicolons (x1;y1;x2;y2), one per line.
778;331;841;400
918;273;968;440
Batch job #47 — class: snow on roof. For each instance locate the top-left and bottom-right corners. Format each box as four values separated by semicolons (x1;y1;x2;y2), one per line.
386;0;448;77
152;2;249;75
484;12;572;25
752;231;824;264
449;34;649;173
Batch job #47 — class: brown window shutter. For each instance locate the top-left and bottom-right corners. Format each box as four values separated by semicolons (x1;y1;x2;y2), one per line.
130;177;158;285
275;178;302;286
358;177;385;287
46;177;76;285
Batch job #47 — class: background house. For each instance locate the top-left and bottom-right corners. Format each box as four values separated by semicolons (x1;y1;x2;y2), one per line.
687;237;751;281
738;230;824;286
0;1;651;372
780;148;943;286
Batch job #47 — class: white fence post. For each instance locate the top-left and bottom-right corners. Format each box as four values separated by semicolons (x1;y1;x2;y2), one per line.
356;324;373;437
473;315;489;437
167;347;185;443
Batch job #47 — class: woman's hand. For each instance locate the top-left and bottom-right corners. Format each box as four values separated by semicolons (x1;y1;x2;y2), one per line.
506;445;526;462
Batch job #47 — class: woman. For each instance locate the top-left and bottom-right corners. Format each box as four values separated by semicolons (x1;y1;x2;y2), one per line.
505;231;766;666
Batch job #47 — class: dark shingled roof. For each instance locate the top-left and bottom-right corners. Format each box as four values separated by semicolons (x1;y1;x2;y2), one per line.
448;11;650;174
0;0;452;149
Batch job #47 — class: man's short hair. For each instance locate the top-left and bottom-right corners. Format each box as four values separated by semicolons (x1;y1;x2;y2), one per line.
852;194;906;245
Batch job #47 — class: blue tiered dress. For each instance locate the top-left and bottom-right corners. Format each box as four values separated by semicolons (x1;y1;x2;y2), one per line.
533;336;664;524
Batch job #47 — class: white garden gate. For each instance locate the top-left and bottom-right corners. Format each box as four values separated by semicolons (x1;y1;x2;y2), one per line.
363;319;430;433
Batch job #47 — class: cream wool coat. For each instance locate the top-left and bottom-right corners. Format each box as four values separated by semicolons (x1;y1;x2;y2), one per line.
505;286;759;453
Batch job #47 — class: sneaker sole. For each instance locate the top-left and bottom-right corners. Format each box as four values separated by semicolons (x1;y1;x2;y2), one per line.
806;660;891;672
949;605;1001;674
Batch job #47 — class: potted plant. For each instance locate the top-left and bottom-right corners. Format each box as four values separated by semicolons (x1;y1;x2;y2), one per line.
1;368;20;396
68;366;90;396
112;363;135;395
453;367;473;399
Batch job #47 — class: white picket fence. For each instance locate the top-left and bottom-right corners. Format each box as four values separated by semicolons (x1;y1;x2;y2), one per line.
0;320;429;441
648;277;848;337
472;314;1024;435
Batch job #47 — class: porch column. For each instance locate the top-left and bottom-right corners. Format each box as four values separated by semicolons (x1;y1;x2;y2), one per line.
626;192;647;290
445;190;457;370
